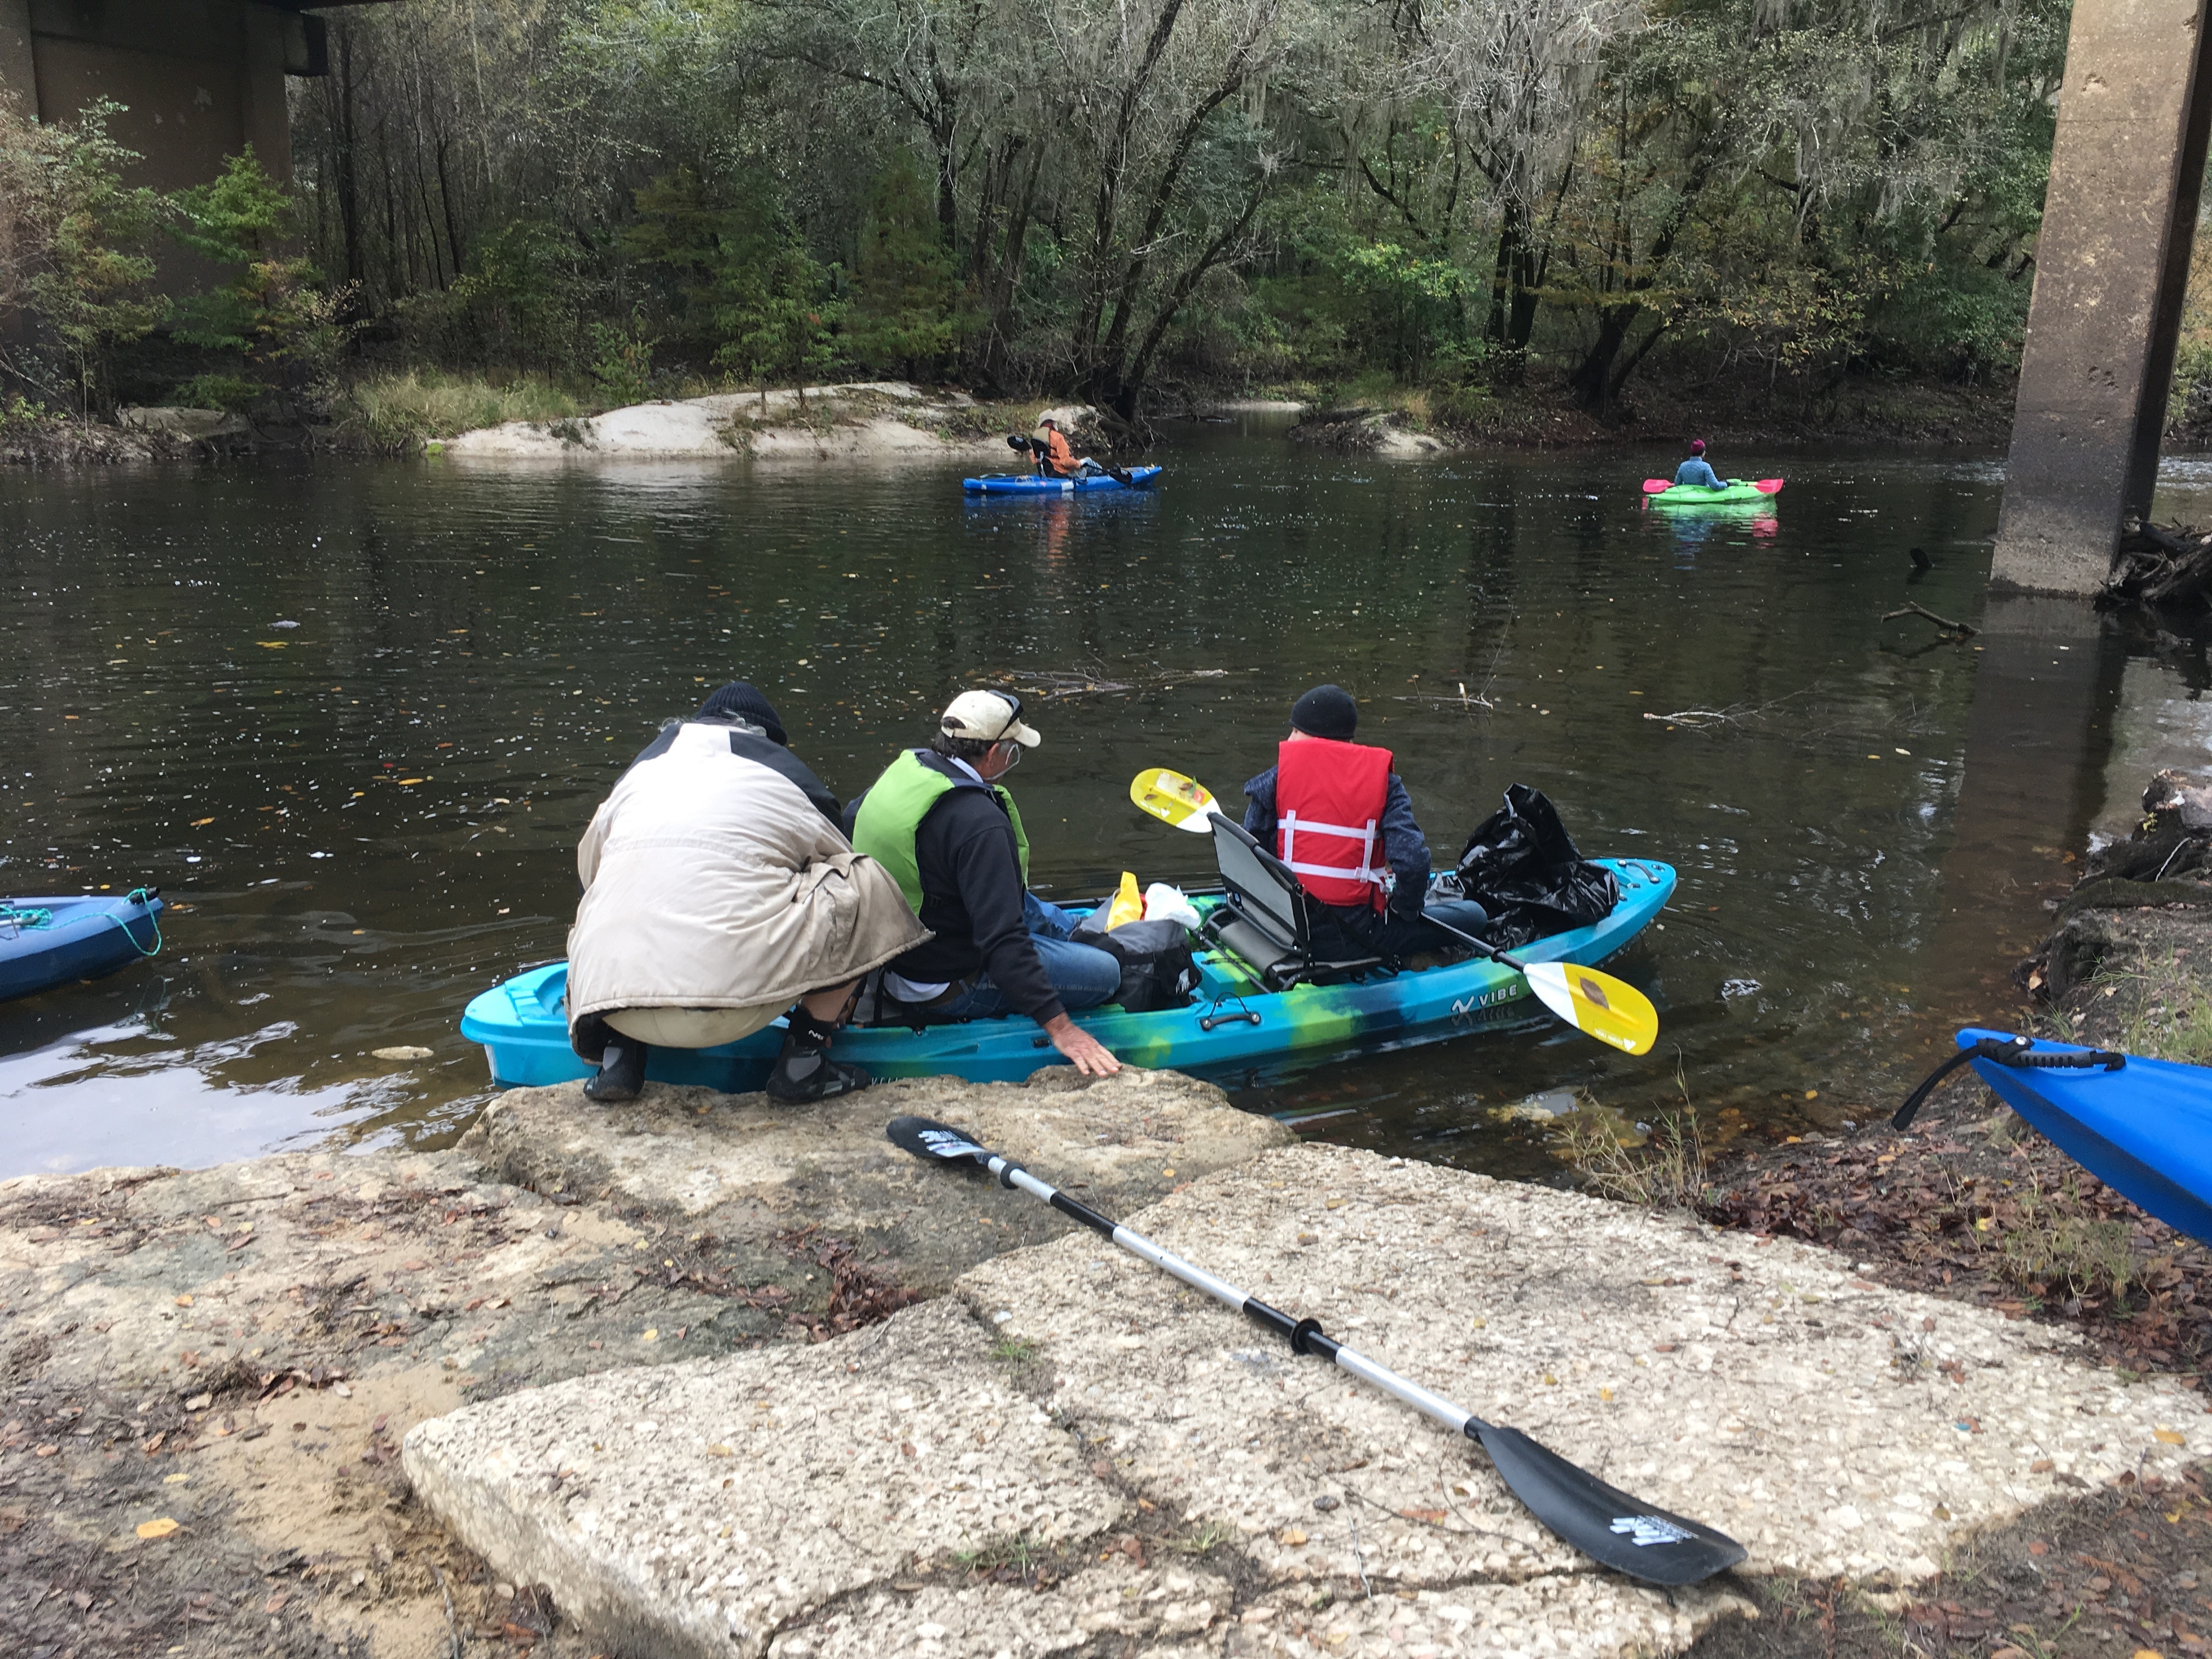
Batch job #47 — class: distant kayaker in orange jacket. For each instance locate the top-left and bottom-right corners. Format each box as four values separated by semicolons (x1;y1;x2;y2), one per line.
1034;416;1094;478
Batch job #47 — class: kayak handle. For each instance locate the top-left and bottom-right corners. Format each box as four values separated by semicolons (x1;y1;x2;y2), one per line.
1891;1034;2124;1130
1199;994;1262;1032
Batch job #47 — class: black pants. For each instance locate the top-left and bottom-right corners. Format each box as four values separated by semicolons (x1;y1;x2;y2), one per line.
571;1011;618;1063
1312;898;1489;961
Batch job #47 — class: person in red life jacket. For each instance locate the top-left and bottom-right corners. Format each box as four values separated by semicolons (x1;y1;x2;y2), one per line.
1241;684;1491;958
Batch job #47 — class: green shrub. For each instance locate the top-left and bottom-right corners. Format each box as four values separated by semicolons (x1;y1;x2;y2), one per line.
338;369;585;450
166;149;349;392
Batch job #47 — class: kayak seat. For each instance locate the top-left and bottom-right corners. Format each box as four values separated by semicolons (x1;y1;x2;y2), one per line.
1202;817;1384;992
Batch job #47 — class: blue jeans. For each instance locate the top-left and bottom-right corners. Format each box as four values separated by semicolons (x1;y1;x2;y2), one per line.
930;893;1123;1020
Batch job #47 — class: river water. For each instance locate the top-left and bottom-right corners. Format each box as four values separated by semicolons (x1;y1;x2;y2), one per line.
2;424;2199;1181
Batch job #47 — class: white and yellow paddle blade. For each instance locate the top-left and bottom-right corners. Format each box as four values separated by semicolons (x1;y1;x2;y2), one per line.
1521;962;1658;1056
1130;768;1220;834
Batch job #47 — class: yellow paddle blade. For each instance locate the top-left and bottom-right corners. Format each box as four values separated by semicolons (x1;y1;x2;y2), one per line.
1130;768;1220;835
1521;962;1658;1056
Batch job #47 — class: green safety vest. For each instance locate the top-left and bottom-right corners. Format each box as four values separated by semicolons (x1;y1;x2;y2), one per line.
851;749;1030;913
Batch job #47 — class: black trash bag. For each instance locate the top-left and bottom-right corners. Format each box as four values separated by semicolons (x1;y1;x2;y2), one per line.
1070;916;1200;1013
1453;784;1620;950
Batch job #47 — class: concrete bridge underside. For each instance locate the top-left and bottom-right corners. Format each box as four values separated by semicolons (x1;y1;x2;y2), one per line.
0;0;381;189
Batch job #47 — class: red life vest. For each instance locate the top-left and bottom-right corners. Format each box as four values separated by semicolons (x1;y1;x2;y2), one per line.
1273;737;1393;912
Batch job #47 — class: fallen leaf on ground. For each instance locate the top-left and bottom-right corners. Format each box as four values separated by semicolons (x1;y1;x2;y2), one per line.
137;1517;180;1539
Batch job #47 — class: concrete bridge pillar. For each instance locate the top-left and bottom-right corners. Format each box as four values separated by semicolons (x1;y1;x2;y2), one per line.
1991;0;2212;595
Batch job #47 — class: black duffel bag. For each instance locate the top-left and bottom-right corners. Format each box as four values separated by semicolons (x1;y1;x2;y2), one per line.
1453;784;1620;949
1070;916;1200;1013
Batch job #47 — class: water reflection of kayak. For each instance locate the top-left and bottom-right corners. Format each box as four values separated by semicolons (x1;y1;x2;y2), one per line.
963;465;1164;494
461;857;1673;1092
1;891;165;1003
1646;479;1782;506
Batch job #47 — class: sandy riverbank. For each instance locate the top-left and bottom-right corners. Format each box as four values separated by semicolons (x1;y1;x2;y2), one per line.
436;382;1021;464
4;1059;2200;1658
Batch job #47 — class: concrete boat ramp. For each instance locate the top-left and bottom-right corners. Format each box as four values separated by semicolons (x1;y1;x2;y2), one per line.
2;1068;2200;1657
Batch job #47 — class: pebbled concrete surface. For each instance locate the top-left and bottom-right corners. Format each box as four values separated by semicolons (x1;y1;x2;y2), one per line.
0;1066;1280;1656
402;1141;2207;1658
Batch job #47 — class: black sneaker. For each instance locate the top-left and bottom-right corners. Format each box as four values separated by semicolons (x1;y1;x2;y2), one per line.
765;1026;870;1103
583;1037;647;1104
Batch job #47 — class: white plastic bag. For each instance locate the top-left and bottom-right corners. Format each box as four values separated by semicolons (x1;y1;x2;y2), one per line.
1143;882;1201;930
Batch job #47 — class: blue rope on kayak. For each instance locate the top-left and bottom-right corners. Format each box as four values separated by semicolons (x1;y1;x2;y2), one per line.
107;887;163;957
1;902;54;933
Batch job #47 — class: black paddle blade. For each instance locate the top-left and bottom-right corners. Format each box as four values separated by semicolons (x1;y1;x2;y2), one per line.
886;1115;992;1166
1472;1423;1746;1585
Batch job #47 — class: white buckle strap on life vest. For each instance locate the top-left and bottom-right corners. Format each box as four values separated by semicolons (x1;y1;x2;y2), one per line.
1279;810;1386;884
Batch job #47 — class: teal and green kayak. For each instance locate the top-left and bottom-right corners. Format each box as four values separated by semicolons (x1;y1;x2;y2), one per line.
460;858;1673;1091
1646;479;1781;506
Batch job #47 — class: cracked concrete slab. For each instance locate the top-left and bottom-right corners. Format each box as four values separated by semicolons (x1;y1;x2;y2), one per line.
403;1140;2203;1658
404;1298;1121;1658
0;1068;1282;1656
462;1067;1288;1290
961;1144;2203;1590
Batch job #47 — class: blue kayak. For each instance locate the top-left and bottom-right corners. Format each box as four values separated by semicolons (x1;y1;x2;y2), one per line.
1959;1027;2212;1246
460;859;1673;1092
1;890;166;1003
963;466;1163;494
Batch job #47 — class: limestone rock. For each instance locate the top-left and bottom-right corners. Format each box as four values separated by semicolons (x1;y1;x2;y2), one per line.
438;381;1001;461
115;405;251;440
1287;407;1450;455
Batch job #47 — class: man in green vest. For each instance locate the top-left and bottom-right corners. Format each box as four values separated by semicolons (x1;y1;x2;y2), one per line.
849;690;1123;1075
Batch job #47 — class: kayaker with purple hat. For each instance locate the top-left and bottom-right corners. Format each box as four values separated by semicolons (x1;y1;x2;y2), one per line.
1673;439;1724;490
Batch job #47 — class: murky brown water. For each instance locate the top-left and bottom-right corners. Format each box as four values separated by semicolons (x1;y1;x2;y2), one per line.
0;426;2148;1179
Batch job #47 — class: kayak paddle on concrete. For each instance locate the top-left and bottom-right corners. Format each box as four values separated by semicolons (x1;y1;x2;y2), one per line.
885;1114;1747;1585
1130;767;1223;834
1131;767;1659;1053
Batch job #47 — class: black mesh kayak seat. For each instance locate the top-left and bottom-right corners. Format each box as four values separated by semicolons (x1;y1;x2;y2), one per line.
1201;816;1384;991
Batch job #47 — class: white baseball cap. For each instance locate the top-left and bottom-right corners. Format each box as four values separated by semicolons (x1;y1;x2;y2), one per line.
940;689;1041;748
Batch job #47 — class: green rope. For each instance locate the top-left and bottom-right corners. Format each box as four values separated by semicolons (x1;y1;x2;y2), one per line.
1;903;54;933
108;888;162;957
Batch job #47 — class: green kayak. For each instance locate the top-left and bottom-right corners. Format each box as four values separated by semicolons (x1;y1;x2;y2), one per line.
1646;478;1781;506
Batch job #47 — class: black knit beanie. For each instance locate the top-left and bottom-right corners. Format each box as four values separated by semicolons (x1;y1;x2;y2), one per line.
1289;684;1358;741
695;681;787;745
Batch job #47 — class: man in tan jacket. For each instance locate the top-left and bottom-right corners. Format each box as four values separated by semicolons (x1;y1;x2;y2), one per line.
567;681;926;1103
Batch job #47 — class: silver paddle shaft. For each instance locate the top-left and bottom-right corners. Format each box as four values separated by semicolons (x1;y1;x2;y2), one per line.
992;1156;1480;1437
